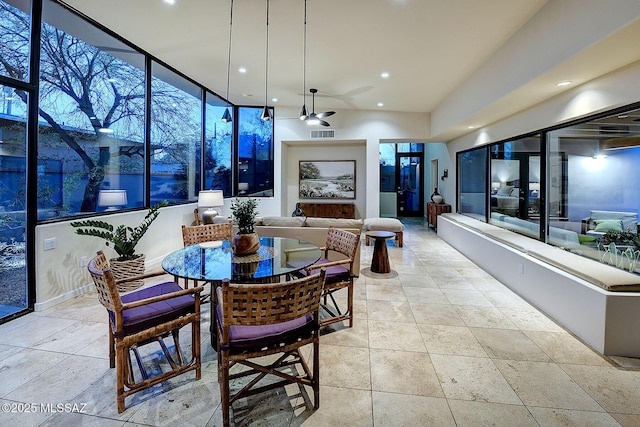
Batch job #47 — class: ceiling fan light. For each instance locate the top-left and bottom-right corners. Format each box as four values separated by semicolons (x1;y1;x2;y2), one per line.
299;105;308;121
221;107;232;123
260;106;272;121
306;115;320;126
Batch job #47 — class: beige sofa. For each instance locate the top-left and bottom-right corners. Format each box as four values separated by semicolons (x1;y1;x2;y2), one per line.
250;216;364;274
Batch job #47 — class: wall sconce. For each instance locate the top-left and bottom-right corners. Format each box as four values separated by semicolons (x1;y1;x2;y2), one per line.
441;169;448;180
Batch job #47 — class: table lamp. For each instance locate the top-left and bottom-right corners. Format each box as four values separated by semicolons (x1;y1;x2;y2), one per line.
198;190;224;224
97;189;128;211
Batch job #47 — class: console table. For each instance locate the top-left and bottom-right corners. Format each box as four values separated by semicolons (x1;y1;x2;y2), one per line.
298;202;355;219
427;202;451;230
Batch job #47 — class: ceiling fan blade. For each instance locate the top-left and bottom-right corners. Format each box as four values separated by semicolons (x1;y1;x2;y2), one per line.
318;119;330;127
316;111;335;119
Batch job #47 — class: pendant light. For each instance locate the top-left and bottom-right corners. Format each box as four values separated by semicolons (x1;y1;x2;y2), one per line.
221;0;234;123
299;0;308;121
260;0;272;121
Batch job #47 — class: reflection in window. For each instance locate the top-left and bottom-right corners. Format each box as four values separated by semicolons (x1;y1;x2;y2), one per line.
204;92;232;196
150;62;202;205
237;107;274;197
37;0;146;217
0;83;28;317
379;144;395;192
549;107;640;273
458;147;487;218
488;136;541;239
0;0;30;82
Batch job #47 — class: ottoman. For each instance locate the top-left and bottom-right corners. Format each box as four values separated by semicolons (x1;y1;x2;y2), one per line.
364;218;404;247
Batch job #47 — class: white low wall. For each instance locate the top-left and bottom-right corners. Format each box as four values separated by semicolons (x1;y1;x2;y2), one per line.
437;215;640;357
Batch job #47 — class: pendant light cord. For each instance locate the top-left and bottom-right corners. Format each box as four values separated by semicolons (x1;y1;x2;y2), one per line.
264;0;270;111
225;0;233;106
303;0;307;105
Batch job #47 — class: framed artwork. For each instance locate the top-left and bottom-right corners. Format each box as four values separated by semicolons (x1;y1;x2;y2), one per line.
299;160;356;199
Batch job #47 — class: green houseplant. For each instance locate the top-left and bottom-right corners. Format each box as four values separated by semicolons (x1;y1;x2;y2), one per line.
71;201;167;290
230;197;260;256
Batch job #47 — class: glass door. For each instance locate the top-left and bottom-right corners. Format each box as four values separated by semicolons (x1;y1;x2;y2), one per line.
396;153;424;217
0;84;28;321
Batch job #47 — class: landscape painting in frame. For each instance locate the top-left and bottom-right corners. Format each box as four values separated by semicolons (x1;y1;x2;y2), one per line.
299;160;356;199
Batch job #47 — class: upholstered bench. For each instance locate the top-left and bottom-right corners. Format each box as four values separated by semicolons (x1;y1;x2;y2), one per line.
364;218;404;247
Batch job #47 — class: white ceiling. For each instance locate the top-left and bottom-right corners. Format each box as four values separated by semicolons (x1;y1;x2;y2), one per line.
59;0;640;141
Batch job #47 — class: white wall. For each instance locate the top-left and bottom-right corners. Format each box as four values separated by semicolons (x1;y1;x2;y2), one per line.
275;107;430;218
283;141;367;218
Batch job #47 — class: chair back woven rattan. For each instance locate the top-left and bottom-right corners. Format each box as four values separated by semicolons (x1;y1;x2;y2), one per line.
181;222;233;247
88;251;202;413
216;270;326;427
306;227;360;327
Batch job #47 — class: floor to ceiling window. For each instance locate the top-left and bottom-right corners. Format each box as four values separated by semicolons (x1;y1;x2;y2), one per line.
0;0;31;321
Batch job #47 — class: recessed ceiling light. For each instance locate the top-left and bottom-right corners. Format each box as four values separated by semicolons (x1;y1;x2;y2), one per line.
377;102;384;107
271;97;278;103
556;81;571;87
467;125;475;129
380;72;389;78
163;0;175;5
238;67;247;74
242;94;253;97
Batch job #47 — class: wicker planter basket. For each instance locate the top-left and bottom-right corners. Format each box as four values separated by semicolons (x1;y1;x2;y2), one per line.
109;255;146;292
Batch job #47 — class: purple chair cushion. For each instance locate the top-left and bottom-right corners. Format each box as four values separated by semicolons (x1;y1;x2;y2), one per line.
109;282;195;336
303;257;350;285
216;304;314;351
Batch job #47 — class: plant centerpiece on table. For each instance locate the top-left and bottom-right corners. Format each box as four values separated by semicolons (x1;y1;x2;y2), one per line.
230;197;260;256
71;201;167;291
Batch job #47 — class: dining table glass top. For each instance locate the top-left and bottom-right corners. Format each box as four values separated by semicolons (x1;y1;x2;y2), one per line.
162;236;322;283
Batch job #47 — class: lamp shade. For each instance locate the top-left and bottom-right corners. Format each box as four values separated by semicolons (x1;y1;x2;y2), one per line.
97;189;128;208
198;190;224;208
238;182;249;192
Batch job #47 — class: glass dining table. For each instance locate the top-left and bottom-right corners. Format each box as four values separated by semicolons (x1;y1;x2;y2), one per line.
162;236;322;345
162;236;322;286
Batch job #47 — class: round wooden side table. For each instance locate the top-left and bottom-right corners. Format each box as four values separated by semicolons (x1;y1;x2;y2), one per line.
365;230;395;274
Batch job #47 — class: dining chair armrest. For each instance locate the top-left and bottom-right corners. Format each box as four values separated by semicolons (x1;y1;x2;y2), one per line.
114;269;169;285
305;258;351;272
121;286;202;310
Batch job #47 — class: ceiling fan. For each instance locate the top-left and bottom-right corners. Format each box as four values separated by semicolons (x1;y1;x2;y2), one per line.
304;88;335;127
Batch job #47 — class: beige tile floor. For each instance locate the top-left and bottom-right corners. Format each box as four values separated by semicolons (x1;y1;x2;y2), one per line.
2;218;640;426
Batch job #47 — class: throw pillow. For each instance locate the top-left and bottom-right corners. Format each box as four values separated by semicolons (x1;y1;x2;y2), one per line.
594;219;623;233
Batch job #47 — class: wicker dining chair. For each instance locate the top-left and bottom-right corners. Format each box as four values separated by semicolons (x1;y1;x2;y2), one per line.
87;251;202;413
215;269;326;427
180;222;233;290
301;227;360;327
181;222;233;247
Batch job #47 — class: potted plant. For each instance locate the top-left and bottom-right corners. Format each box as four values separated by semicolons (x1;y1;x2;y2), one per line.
71;201;167;290
230;197;260;256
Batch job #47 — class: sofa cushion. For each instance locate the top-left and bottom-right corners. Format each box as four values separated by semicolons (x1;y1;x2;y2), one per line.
594;219;623;233
261;216;306;227
590;210;638;233
305;217;363;229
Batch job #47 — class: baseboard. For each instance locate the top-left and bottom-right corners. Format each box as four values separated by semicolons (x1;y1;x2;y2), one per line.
34;282;94;312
